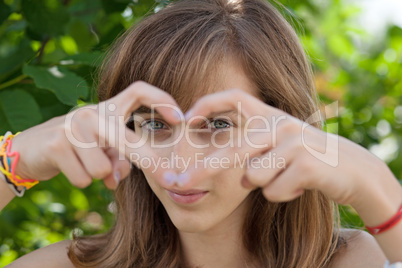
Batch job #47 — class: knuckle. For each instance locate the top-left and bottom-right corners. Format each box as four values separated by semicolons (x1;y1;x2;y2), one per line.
280;120;299;134
92;167;112;179
90;162;112;179
126;81;144;99
129;80;147;92
245;168;266;186
262;187;278;201
75;106;96;121
130;81;168;103
73;177;92;188
297;159;315;174
132;80;148;88
47;131;67;153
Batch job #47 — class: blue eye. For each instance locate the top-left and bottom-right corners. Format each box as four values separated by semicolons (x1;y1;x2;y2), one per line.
209;119;232;130
140;120;167;131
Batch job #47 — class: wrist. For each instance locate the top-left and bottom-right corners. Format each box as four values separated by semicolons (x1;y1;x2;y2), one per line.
8;133;30;180
366;202;402;235
0;170;17;210
0;132;38;195
350;164;402;227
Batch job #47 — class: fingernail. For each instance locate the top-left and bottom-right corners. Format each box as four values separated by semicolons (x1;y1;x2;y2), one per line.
163;171;177;186
114;171;120;184
176;172;190;187
173;110;184;121
184;111;192;121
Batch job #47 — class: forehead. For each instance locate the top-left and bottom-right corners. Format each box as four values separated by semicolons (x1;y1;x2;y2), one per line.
210;61;259;99
135;59;260;115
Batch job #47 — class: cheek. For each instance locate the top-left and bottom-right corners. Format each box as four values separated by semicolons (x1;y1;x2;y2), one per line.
214;167;251;204
142;170;161;195
201;129;237;146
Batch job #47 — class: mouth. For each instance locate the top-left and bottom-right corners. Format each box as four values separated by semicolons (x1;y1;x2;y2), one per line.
165;189;209;204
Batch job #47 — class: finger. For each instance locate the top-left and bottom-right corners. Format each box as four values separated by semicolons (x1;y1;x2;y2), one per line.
98;82;187;183
62;81;181;189
103;147;131;189
88;111;176;189
184;88;283;124
55;149;93;188
244;141;294;189
71;125;113;180
261;158;310;202
107;81;184;124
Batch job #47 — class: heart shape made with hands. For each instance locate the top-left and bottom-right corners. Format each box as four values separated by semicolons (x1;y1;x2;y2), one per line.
106;82;320;204
109;82;290;191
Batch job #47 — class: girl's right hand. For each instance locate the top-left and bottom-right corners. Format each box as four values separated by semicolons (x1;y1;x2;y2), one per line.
8;81;183;189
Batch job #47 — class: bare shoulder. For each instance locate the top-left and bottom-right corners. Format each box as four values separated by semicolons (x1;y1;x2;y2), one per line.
327;229;386;268
6;240;74;268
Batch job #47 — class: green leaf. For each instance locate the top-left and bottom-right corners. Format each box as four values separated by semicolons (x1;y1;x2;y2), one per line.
67;20;98;52
60;52;104;67
23;65;89;106
0;1;12;25
21;0;70;39
0;89;42;132
67;0;102;24
0;38;34;79
0;104;13;135
101;0;130;14
17;84;71;121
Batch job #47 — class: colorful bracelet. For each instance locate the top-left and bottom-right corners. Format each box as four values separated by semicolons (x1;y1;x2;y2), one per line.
366;202;402;235
0;131;12;148
0;155;25;197
0;131;39;195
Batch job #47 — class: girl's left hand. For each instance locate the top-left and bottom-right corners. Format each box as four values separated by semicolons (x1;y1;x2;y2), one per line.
176;88;398;209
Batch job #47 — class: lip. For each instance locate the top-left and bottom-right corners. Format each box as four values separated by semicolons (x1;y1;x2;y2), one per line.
166;189;208;204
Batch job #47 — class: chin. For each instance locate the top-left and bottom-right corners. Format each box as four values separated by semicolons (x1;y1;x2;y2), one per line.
164;206;215;233
174;222;208;233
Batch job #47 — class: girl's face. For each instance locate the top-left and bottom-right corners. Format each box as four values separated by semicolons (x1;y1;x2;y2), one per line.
135;63;260;233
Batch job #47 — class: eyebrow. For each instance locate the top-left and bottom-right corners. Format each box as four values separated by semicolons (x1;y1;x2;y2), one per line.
134;106;157;114
207;110;239;118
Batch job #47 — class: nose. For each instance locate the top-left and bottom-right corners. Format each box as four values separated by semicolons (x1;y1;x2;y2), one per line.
172;128;195;174
171;124;212;174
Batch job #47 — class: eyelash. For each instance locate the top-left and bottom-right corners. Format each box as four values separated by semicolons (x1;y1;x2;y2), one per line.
140;119;169;132
139;118;234;132
206;119;233;130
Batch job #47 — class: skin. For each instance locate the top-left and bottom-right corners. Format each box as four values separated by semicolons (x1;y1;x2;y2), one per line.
1;63;401;267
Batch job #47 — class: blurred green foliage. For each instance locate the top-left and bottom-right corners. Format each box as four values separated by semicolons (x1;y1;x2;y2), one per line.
0;0;401;265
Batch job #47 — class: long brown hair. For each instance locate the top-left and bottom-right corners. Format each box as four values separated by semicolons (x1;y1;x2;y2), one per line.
68;0;344;267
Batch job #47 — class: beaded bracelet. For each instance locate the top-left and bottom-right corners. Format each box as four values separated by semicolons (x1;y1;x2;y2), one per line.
0;131;39;196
